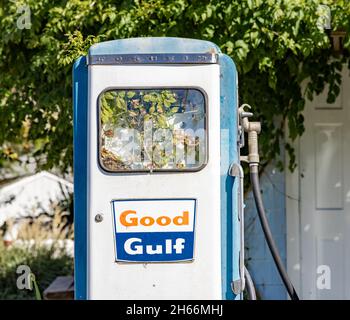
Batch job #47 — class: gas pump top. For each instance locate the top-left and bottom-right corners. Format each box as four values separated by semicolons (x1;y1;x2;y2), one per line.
73;37;242;300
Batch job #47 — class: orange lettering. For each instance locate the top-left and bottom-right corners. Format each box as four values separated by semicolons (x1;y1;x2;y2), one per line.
173;211;189;226
120;210;137;226
119;210;190;227
156;216;171;226
140;216;155;226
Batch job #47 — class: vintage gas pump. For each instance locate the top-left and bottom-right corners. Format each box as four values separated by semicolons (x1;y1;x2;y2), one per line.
73;37;243;300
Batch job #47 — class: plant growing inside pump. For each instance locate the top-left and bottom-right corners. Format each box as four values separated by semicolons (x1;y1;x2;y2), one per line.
99;89;206;171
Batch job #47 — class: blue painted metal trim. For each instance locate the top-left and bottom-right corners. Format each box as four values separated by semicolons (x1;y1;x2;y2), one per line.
219;54;240;300
73;56;88;300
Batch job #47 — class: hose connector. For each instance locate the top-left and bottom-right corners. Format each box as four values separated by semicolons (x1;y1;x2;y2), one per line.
238;104;261;172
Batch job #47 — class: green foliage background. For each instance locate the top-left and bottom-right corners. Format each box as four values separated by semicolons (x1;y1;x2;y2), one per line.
0;0;350;172
0;241;73;299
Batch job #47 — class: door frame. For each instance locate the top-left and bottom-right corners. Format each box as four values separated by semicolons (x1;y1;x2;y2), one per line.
285;122;302;297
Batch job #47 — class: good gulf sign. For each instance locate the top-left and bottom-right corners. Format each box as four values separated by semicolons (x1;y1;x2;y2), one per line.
112;199;196;262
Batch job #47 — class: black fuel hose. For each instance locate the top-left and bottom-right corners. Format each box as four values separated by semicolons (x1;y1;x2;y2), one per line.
250;169;299;300
244;266;257;300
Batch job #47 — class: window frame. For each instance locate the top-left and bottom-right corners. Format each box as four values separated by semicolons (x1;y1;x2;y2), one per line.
97;86;209;174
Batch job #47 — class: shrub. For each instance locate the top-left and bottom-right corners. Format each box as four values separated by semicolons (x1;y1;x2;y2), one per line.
0;240;73;300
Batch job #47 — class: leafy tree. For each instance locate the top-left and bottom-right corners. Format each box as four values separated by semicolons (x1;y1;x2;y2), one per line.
0;0;349;172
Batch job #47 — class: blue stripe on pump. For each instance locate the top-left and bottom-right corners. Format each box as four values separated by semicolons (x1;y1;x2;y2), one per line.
73;56;88;300
219;54;240;300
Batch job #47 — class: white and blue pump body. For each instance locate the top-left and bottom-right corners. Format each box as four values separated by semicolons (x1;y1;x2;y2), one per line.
73;37;242;300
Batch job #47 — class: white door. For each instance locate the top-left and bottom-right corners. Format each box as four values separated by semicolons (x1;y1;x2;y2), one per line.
299;66;350;299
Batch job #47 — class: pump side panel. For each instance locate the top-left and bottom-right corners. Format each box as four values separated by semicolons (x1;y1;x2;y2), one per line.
88;64;222;299
219;54;240;300
73;56;88;300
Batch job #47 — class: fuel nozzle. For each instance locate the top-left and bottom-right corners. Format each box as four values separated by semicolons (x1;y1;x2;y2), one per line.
238;104;261;173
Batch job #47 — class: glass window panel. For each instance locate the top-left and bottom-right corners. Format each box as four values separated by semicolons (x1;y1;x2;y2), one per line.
99;88;207;172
